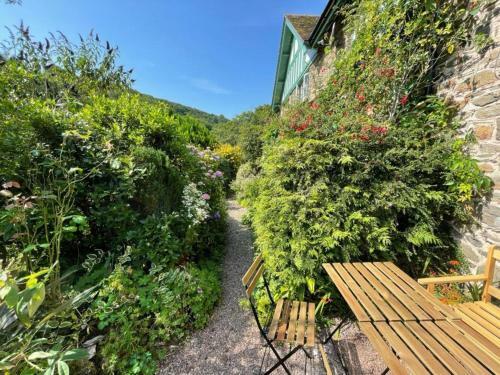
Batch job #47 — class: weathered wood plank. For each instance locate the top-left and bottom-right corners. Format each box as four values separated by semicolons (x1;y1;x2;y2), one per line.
323;263;370;321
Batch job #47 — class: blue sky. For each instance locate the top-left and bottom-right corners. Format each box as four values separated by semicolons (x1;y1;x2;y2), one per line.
0;0;326;118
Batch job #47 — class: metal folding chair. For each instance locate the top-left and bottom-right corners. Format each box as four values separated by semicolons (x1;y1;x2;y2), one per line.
242;255;316;374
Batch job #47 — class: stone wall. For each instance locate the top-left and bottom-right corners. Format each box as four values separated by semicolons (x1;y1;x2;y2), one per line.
308;20;347;101
436;1;500;273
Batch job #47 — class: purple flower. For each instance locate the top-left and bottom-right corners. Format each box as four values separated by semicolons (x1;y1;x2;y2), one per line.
201;193;210;201
214;170;223;177
213;211;221;220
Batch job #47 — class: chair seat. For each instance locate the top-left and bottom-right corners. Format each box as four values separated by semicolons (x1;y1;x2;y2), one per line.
454;301;500;344
267;299;315;347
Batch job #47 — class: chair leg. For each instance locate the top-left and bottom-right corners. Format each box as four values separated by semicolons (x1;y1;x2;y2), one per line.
264;345;302;375
322;317;348;345
381;368;389;375
301;346;313;359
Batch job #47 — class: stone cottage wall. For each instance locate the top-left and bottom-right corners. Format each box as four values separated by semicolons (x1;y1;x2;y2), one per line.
436;2;500;273
308;21;347;101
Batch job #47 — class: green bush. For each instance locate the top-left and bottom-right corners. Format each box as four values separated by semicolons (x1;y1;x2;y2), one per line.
0;27;229;374
91;255;221;375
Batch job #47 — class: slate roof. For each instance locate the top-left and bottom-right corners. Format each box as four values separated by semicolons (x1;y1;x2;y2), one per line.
285;15;320;41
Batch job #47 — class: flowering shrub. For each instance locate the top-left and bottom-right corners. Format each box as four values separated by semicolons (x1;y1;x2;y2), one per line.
214;143;242;184
182;183;210;227
245;0;492;306
0;28;229;374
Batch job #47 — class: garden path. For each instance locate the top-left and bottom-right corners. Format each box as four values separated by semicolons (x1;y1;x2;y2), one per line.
158;200;384;375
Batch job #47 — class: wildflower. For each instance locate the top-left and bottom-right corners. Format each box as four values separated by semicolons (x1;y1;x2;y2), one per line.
359;134;370;142
355;88;365;102
201;193;210;201
310;101;320;110
366;104;374;116
213;211;221;220
214;170;223;177
371;126;388;135
377;67;395;78
400;95;409;106
448;260;460;267
375;47;382;56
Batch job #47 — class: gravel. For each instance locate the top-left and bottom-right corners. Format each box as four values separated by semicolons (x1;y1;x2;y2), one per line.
158;200;387;375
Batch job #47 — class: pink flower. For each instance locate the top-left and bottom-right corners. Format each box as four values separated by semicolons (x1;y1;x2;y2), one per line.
201;193;210;200
400;95;409;106
215;171;223;177
310;101;320;110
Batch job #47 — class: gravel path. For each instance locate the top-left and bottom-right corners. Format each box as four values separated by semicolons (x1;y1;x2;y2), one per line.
158;200;386;375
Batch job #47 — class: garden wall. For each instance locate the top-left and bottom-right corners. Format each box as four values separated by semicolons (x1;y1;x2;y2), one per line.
437;2;500;273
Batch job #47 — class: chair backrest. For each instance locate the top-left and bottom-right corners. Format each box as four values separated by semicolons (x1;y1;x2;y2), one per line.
242;254;264;298
482;244;500;303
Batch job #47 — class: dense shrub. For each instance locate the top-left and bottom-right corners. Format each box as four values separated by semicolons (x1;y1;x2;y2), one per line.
0;27;228;374
91;255;221;375
211;105;275;166
245;0;492;306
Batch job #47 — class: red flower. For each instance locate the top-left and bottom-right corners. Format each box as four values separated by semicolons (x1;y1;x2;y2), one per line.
359;134;370;142
356;91;366;102
378;68;395;78
310;101;320;110
371;126;388;135
448;260;460;267
293;115;312;133
400;95;409;106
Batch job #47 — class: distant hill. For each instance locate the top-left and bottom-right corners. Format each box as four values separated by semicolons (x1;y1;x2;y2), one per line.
137;92;228;128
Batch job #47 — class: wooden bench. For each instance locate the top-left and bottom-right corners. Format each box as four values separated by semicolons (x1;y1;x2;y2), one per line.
242;254;316;374
418;244;500;347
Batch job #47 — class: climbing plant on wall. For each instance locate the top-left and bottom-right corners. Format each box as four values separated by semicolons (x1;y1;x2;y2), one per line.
244;0;492;305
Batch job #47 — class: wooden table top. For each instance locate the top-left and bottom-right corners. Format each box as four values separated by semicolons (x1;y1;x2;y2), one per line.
323;261;460;322
323;262;500;374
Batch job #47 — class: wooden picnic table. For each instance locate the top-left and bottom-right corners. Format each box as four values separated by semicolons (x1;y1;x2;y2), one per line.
323;261;500;375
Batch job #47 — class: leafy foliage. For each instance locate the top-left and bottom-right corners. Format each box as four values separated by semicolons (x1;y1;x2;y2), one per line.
243;0;492;307
211;105;275;165
0;26;229;374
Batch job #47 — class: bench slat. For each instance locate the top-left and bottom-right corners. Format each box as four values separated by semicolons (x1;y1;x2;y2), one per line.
268;299;284;340
391;321;450;374
323;264;370;321
286;301;300;343
306;302;315;348
358;322;408;375
344;263;401;321
295;301;308;344
375;321;431;375
364;262;431;321
353;263;416;321
421;321;491;375
333;263;385;321
435;320;500;372
405;321;471;375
